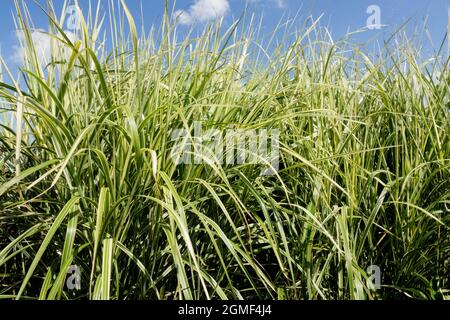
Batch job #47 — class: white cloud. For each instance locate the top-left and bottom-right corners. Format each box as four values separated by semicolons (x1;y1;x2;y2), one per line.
13;29;77;66
174;0;230;25
274;0;286;8
250;0;287;9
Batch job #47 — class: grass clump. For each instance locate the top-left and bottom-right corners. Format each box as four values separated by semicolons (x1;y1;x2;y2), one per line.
0;0;449;300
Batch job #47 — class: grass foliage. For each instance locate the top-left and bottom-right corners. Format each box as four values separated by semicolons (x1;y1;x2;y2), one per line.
0;0;449;300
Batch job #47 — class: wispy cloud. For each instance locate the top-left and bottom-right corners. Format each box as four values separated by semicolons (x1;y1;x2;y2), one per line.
274;0;286;9
13;29;77;66
250;0;287;9
174;0;230;25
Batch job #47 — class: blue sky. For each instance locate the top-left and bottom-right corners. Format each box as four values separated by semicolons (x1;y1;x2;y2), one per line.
0;0;449;66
